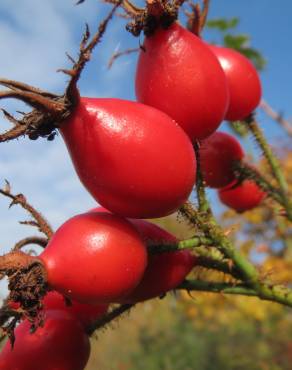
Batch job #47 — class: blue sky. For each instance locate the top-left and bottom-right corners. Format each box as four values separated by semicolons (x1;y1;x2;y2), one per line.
0;0;291;265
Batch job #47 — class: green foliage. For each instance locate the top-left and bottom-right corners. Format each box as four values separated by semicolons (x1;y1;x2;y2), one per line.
223;34;266;70
206;17;266;70
206;17;239;31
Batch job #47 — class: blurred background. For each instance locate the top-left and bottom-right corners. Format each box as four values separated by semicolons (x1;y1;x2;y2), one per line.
0;0;291;369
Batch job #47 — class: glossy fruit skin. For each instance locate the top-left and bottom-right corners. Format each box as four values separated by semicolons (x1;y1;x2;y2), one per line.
200;131;244;188
90;208;195;302
0;310;90;370
218;180;266;212
39;212;147;304
42;291;108;329
60;97;196;219
136;23;229;140
209;45;262;121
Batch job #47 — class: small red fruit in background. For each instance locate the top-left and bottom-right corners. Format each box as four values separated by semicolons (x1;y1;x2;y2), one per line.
209;45;262;121
136;23;229;140
42;291;108;329
90;208;195;302
39;212;147;304
218;180;266;212
60;97;196;219
0;310;90;370
200;131;244;188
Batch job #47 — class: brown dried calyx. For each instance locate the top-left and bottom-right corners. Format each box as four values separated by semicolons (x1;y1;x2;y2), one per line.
124;0;183;37
0;2;121;143
0;79;71;142
0;251;48;340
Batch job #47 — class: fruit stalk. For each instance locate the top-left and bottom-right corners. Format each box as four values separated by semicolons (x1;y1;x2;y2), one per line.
87;304;134;336
178;280;292;308
247;118;292;221
148;236;214;254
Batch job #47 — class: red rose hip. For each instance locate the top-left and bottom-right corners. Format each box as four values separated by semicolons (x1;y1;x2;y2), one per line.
60;97;196;218
200;131;244;188
40;212;147;304
136;23;229;140
0;310;90;370
218;180;266;212
209;45;262;121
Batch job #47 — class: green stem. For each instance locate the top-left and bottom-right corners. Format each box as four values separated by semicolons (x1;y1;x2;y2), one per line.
180;202;261;285
233;160;283;205
193;142;212;215
196;256;242;279
248;119;288;191
247;118;292;220
148;236;214;254
87;304;134;336
179;280;257;296
179;280;292;308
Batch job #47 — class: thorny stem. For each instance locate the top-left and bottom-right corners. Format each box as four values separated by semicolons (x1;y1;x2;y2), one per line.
148;236;214;254
248;118;288;191
193;141;212;215
0;181;53;239
179;280;292;308
179;204;247;275
87;304;134;336
195;256;242;280
246;117;292;221
180;201;292;308
179;280;258;296
233;160;284;205
260;99;292;137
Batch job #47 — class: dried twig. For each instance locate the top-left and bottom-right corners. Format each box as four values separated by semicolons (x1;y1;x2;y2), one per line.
108;47;139;68
13;237;48;251
0;1;122;142
260;99;292;137
0;181;53;239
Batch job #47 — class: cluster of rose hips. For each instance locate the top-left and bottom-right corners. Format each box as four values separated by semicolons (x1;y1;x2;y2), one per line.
0;16;265;370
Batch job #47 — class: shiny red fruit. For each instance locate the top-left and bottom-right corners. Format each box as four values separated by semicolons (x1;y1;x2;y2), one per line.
42;291;108;329
39;212;147;303
90;208;195;302
218;180;266;212
209;45;262;121
60;97;196;219
136;23;229;140
200;131;244;188
0;310;90;370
